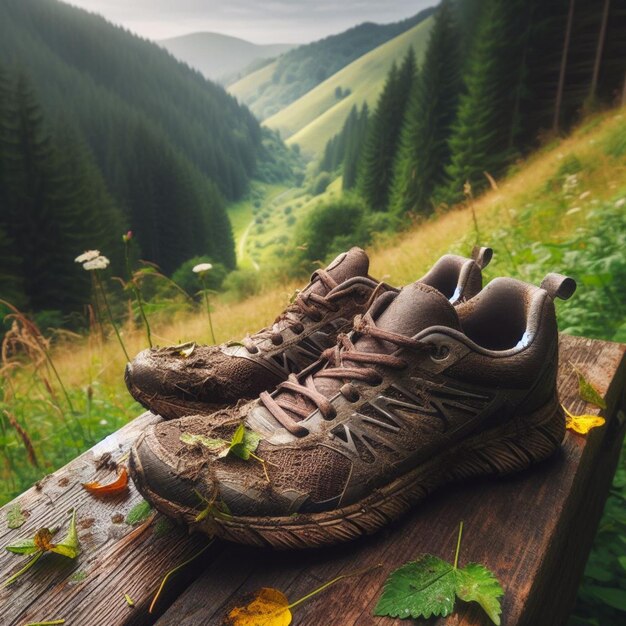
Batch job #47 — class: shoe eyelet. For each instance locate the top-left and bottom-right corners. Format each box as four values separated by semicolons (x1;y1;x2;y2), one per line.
431;345;451;362
271;335;284;345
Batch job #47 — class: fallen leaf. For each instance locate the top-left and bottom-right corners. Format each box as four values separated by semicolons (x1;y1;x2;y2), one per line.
227;588;291;626
374;556;457;620
34;528;56;552
456;563;503;625
82;467;129;495
375;522;502;625
226;564;381;625
563;404;606;435
7;504;26;529
125;500;153;525
573;366;607;408
51;508;80;558
3;510;79;587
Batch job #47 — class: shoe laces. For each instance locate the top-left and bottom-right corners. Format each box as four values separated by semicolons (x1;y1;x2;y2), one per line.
241;269;348;354
259;312;437;436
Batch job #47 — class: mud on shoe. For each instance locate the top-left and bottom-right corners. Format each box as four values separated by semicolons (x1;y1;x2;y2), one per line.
125;246;492;420
129;270;574;549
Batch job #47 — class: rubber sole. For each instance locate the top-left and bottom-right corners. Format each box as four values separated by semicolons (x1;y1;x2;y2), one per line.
125;364;227;421
131;398;565;550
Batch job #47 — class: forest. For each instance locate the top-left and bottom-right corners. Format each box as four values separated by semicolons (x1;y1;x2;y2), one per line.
312;0;626;239
0;0;297;321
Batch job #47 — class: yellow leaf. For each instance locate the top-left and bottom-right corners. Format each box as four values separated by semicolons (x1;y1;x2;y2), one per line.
227;588;292;626
562;404;606;435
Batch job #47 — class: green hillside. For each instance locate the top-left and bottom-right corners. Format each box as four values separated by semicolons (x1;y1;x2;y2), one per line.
264;17;433;157
159;32;295;82
228;8;435;121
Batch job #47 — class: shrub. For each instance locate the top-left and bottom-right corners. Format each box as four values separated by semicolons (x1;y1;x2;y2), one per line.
222;268;261;300
295;193;369;262
310;172;332;196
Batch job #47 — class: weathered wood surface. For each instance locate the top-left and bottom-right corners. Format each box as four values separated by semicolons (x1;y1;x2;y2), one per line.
156;334;626;626
0;413;212;625
0;333;624;626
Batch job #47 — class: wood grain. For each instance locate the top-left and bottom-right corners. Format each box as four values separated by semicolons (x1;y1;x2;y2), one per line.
0;413;213;626
0;334;624;626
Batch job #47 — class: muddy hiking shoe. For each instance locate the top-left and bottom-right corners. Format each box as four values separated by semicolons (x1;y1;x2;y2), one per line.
125;246;492;421
129;271;575;549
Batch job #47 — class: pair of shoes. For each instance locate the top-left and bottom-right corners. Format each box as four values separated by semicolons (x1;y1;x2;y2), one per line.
127;247;576;550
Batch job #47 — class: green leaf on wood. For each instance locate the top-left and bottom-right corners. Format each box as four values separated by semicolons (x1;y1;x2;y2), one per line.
7;504;26;529
374;522;503;625
125;500;153;525
456;563;503;625
574;367;607;409
51;509;80;558
374;555;457;619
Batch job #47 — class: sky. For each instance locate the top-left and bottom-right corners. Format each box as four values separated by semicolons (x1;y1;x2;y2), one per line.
65;0;438;44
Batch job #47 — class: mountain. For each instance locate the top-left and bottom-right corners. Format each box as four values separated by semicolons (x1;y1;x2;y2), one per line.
0;0;285;306
159;32;295;82
228;7;436;120
263;16;434;157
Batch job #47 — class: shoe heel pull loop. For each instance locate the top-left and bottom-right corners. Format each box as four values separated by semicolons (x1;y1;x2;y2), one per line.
471;246;493;269
540;273;576;300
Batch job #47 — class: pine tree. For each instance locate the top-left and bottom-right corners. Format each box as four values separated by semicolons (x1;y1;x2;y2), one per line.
358;48;417;211
441;0;529;202
343;103;369;191
389;1;462;215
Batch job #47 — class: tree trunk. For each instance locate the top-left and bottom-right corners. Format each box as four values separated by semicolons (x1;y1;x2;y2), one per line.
553;0;576;133
589;0;611;101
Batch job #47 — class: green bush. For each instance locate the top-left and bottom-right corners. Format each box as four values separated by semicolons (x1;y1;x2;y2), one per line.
171;256;228;294
310;172;332;196
295;193;370;262
222;268;261;300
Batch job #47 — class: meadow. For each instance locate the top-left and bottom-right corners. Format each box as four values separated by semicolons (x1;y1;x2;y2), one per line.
1;108;625;623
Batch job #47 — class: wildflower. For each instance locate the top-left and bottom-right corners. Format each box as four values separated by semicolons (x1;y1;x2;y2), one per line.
579;191;591;200
75;250;100;264
122;230;133;243
83;256;110;271
99;419;108;426
616;198;625;208
192;263;213;274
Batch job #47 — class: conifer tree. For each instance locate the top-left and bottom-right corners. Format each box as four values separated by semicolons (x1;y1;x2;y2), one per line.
441;0;529;202
389;1;462;215
358;48;417;211
343;103;369;191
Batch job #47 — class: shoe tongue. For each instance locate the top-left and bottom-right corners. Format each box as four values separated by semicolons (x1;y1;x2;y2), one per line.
305;247;369;296
373;282;460;337
355;282;461;355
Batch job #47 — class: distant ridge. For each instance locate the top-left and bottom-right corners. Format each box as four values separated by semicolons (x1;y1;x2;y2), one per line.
228;7;436;120
159;32;296;81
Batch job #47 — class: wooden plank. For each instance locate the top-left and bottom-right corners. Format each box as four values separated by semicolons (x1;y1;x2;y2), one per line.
156;334;626;626
0;412;213;626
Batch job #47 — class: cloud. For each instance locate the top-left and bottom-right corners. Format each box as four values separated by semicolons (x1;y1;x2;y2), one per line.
65;0;437;43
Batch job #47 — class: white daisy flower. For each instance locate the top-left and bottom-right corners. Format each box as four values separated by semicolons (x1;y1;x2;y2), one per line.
192;263;213;274
75;250;100;264
83;255;110;271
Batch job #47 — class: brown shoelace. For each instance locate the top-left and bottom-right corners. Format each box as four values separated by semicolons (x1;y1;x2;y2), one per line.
242;269;342;354
260;313;436;436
